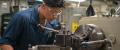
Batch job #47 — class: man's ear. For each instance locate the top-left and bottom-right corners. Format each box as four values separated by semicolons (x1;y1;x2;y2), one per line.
41;4;46;9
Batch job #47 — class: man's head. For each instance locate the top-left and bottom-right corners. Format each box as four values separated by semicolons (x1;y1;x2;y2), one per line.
39;0;65;22
43;0;65;8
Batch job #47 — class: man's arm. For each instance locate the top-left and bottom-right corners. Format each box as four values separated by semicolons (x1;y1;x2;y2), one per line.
0;44;13;50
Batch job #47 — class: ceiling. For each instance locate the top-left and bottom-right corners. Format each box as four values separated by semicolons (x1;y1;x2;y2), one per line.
65;0;120;7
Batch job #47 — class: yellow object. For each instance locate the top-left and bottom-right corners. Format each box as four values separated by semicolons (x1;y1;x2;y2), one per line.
71;22;79;33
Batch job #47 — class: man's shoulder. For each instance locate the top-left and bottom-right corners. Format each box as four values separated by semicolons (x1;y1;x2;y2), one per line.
15;5;39;18
17;8;34;17
12;7;39;24
14;7;38;20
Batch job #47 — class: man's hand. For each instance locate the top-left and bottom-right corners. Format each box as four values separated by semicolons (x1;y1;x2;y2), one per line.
0;45;13;50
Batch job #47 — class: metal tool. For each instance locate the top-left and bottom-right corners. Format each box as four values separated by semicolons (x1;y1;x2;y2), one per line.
38;24;60;33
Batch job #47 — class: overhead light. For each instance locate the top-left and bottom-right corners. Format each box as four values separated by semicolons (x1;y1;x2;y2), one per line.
79;0;86;2
66;0;86;2
35;0;43;2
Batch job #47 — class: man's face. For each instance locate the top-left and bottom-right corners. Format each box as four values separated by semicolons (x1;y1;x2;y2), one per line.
44;4;63;22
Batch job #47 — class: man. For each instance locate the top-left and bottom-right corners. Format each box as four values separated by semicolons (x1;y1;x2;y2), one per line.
0;0;65;50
